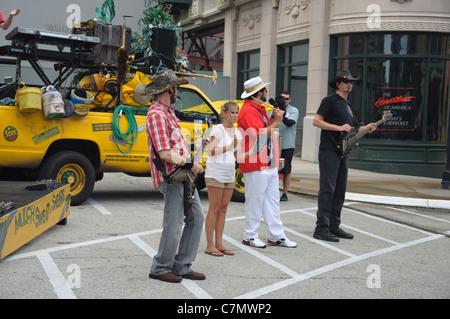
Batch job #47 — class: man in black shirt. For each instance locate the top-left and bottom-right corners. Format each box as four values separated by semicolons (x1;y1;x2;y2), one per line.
312;70;376;242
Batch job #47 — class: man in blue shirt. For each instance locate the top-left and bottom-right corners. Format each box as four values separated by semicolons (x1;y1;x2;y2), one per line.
278;91;299;201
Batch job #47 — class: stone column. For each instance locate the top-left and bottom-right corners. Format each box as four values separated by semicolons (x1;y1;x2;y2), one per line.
223;6;239;99
259;0;278;87
301;0;330;162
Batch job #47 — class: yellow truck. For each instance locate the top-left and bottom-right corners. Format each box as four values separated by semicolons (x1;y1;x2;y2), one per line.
0;83;236;205
0;25;250;207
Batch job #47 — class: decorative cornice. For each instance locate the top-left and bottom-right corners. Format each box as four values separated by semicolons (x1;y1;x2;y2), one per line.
217;0;234;11
329;21;450;34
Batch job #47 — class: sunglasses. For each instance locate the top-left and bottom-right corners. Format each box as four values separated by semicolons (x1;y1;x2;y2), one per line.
341;79;354;84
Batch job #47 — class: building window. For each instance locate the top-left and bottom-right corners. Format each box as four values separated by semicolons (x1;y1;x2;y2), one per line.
278;42;309;153
237;50;260;93
332;33;450;144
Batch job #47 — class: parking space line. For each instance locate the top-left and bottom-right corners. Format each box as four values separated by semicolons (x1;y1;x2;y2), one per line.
283;226;357;257
293;208;400;245
87;197;112;215
343;206;436;235
388;206;450;224
129;235;158;257
3;203;446;299
129;235;213;299
4;229;163;261
223;234;302;278
235;233;444;299
36;251;77;299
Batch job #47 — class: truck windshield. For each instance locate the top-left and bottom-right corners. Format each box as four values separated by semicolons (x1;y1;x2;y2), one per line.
174;88;215;115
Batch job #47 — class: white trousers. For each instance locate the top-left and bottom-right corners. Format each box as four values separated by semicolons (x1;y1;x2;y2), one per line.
243;168;286;242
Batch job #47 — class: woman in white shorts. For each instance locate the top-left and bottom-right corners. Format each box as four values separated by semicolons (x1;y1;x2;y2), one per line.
204;101;252;256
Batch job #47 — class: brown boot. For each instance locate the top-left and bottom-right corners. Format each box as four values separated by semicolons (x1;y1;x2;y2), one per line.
149;272;182;283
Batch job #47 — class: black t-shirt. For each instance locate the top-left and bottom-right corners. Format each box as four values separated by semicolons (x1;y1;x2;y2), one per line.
316;93;359;150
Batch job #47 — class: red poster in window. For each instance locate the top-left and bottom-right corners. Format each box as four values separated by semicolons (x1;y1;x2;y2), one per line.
375;87;416;131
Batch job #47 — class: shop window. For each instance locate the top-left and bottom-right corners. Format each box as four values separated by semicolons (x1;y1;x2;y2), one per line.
332;33;450;144
368;33;427;55
278;42;309;154
366;58;425;141
237;51;260;94
427;59;449;142
337;34;365;56
278;42;308;114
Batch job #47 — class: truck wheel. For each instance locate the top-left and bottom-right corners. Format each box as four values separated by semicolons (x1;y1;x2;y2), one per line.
231;166;245;202
38;151;95;206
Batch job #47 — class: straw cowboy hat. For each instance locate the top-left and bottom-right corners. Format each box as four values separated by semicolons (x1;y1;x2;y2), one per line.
328;69;359;89
134;69;188;105
145;69;188;95
241;76;271;99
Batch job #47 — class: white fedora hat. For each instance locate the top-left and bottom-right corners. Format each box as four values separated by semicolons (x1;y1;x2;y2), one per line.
241;76;271;99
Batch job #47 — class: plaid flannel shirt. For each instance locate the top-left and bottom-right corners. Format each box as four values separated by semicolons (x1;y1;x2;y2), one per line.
146;101;190;188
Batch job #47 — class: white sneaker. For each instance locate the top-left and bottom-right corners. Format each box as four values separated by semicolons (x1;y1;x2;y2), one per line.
268;238;297;248
242;237;266;248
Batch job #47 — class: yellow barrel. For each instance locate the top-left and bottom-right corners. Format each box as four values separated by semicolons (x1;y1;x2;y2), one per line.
15;87;42;113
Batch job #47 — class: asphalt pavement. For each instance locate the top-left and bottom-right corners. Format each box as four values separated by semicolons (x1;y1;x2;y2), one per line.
285;157;450;210
1;168;449;300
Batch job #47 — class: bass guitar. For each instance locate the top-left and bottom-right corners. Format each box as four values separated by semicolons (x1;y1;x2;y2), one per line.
338;112;392;156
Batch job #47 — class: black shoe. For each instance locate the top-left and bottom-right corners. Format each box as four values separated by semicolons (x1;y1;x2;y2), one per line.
280;193;288;201
331;228;354;239
313;229;339;242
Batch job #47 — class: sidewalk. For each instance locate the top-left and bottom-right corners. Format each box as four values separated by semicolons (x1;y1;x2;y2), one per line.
284;156;450;210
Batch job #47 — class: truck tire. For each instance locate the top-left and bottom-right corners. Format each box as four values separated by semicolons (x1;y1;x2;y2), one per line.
231;165;245;202
38;151;95;206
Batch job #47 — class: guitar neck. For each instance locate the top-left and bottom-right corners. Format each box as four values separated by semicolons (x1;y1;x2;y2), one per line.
193;126;212;162
354;116;389;140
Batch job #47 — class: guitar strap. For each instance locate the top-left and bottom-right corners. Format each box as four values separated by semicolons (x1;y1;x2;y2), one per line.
347;101;363;123
151;143;170;182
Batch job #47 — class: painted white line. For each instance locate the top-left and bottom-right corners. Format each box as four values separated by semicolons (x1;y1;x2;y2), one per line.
87;197;112;215
337;224;399;245
129;235;213;299
283;226;357;257
345;192;450;210
388;206;450;224
4;229;163;261
235;234;444;299
293;208;400;245
4;206;446;300
180;278;213;299
36;252;77;299
343;206;435;236
129;235;157;257
223;234;302;278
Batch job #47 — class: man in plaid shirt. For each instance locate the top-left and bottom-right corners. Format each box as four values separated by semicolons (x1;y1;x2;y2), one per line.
145;69;205;283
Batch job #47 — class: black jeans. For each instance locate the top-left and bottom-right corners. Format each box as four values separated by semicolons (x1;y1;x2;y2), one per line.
315;148;348;232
